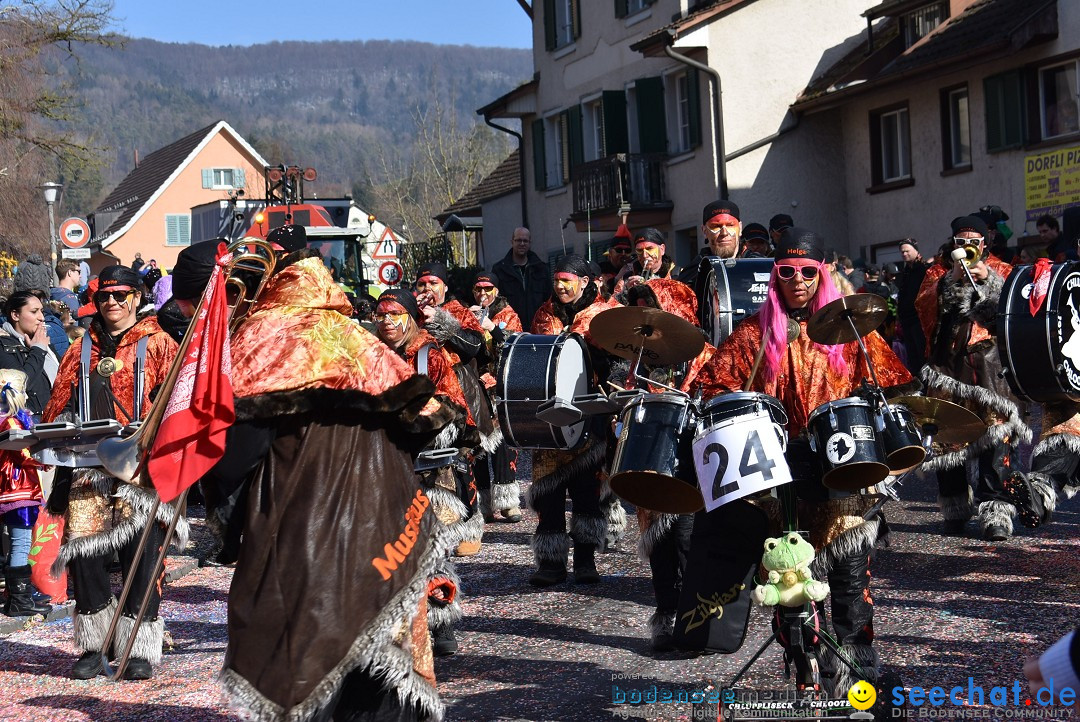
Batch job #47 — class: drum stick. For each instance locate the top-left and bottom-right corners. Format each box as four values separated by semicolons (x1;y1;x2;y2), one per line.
743;325;773;392
607;380;627;392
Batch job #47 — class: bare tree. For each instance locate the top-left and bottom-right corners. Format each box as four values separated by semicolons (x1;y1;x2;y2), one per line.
0;0;117;260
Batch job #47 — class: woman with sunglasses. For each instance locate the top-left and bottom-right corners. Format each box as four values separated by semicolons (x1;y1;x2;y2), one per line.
692;228;916;700
40;264;180;681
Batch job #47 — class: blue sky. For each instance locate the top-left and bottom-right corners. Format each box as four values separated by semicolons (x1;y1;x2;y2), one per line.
108;0;533;49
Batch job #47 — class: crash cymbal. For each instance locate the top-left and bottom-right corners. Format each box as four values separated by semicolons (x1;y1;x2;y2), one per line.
805;294;889;345
892;396;985;445
589;306;706;366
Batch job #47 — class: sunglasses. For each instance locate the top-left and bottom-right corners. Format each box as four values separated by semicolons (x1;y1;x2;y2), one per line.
375;312;409;324
93;289;136;305
775;264;821;281
953;236;983;247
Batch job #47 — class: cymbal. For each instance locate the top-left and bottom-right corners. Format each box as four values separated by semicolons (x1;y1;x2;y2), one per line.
589;306;706;366
892;396;985;445
805;294;889;345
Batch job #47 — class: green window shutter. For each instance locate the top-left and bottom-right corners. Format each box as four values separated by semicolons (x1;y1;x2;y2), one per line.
572;0;581;41
984;70;1024;153
166;215;179;244
567;105;584;179
179;214;191;245
201;169;212;188
532;118;547;190
544;0;556;50
687;69;702;148
559;112;571;185
636;76;667;154
235;167;246;187
602;90;629;154
615;0;629;18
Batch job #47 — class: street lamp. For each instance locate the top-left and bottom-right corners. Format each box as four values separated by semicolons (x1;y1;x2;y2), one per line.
40;181;62;284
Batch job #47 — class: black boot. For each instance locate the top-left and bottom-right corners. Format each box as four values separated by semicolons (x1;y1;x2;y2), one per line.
529;560;567;587
432;624;458;656
3;565;51;617
123;657;154;680
71;650;104;680
573;543;600;584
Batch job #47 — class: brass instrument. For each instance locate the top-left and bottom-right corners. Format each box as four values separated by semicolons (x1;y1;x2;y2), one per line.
95;236;276;681
950;245;981;291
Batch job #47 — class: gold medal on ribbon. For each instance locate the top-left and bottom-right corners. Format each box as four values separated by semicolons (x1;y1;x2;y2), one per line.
96;357;123;377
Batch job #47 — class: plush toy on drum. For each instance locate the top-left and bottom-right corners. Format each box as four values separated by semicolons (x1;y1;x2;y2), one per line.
751;533;830;608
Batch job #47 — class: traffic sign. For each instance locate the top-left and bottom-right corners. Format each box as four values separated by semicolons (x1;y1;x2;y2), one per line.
372;227;398;259
59;217;92;249
378;260;403;285
61;248;91;259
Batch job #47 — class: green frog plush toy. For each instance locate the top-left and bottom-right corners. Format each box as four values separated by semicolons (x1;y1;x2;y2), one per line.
751;532;830;608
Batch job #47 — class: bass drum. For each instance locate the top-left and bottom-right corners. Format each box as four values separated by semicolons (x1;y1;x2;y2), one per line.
998;261;1080;403
695;257;773;345
496;333;592;450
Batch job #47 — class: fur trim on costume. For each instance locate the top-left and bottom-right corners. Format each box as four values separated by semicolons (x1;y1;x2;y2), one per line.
648;611;676;643
427;556;462;630
423;307;462;345
569;513;607;547
116;614;165;665
219;502;447;722
938;486;976;521
810;518;880;580
978;500;1015;538
74;598;118;653
919;365;1030;472
431;421;460;450
829;643;879;698
602;495;627;550
637;513;678;562
526;440;606;509
53;471;189;576
479;426;503;456
489;481;521;512
971;273;1005;327
422;485;482;551
1032;434;1080;500
1028;474;1058;517
940;270;1003;323
531;530;570;566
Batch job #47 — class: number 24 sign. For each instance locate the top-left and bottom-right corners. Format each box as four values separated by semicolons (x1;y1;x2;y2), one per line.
693;414;792;511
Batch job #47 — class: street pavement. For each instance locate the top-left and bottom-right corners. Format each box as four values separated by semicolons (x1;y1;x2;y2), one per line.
1;469;1078;722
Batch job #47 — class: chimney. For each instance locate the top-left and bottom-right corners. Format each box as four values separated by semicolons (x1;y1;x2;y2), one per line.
134;149;140;168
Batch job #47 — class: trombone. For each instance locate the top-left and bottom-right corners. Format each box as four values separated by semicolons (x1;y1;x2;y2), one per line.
94;237;276;680
950;244;982;292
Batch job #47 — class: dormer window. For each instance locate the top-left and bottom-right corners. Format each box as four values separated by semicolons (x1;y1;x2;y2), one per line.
901;2;947;49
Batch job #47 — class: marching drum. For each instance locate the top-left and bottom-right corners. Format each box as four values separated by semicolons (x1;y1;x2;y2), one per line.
695;257;773;345
609;393;702;514
496;333;592;450
877;403;925;473
998;261;1080;403
692;392;792;510
807;398;889;491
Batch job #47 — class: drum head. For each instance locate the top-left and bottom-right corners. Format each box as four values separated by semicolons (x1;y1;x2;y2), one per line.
822;461;890;492
887;445;925;474
609;471;705;514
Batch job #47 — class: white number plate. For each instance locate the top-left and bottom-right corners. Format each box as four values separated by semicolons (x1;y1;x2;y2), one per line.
693;413;792;511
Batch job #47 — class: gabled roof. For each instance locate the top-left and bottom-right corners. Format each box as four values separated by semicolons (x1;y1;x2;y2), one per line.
795;0;1058;111
436;150;521;222
95;120;269;248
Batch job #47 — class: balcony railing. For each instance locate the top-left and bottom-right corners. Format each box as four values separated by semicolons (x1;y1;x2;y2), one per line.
572;153;669;215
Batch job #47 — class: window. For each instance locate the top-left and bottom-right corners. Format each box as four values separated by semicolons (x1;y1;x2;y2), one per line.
984;71;1025;152
583;98;605;161
901;2;947;49
667;71;701;154
615;0;655;18
626;84;641;154
1040;61;1080;140
201;167;245;189
544;0;580;51
869;105;912;187
941;85;971;170
532;112;573;191
165;213;191;246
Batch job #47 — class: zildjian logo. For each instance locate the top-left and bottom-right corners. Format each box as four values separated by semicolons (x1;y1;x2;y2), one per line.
680;582;745;632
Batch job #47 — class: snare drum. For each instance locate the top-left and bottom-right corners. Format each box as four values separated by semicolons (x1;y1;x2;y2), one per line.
496;333;592;450
609;393;701;514
692;392;792;510
877;404;925;473
807;398;890;491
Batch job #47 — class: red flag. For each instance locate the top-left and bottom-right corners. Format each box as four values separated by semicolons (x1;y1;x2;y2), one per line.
1029;257;1053;317
148;255;235;503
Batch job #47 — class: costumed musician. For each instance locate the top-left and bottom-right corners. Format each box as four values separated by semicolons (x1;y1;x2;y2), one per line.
691;228;917;697
678;199;742;287
612;228;676;293
42;265;181;681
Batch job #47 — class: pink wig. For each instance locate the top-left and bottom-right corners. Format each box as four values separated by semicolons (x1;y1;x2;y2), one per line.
757;264;849;383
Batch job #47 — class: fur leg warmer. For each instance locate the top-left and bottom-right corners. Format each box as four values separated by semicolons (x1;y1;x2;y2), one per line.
648;611;676;644
600;493;627;551
74;598;118;653
489;481;521;513
828;643;879;698
531;530;570;566
115;614;165;665
938;486;975;521
978;500;1015;538
636;513;678;562
570;513;607;548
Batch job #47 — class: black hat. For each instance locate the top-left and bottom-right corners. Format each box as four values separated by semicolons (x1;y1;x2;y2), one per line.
774;227;826;263
378;288;421;321
172;240;223;301
417;261;449;284
267;224;307;253
473;271;497;288
633;228;666;247
742;223;770;244
702;199;740;225
97;265;142;293
951;215;988;237
554;254;591;278
977;205;1010;224
769;213;794;233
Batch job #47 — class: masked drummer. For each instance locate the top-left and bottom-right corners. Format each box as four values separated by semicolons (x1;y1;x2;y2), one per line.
691;228;917;698
41;265;180;681
528;255;617;586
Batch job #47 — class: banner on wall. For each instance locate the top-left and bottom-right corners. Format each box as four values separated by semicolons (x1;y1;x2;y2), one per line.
1024;145;1080;221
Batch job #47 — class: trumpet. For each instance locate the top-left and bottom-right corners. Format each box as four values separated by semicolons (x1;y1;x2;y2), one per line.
950;245;981;291
94;236;276;681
